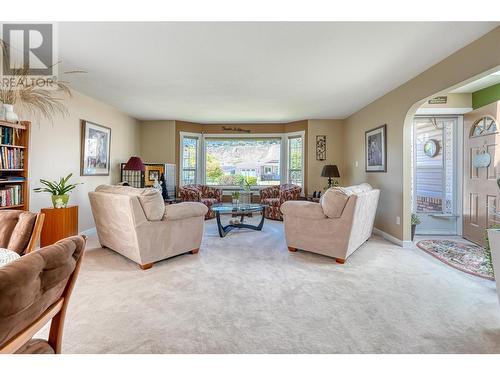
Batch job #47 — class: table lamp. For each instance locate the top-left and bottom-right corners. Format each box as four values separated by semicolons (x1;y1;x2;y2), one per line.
321;164;340;189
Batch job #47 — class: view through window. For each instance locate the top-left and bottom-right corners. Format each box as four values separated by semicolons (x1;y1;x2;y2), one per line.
288;136;303;186
181;136;198;185
205;138;281;186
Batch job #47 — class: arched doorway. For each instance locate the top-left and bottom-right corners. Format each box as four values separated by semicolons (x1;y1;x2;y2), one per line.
402;66;500;242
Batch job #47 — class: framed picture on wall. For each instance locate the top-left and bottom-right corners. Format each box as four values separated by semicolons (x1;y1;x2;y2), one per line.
316;135;326;161
80;120;111;176
148;169;160;181
365;124;387;172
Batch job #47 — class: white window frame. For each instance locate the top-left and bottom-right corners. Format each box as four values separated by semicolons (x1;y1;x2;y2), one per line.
178;131;305;190
179;131;202;186
285;131;305;189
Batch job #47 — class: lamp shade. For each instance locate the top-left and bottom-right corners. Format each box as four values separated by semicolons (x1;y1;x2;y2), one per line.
123;156;145;171
321;164;340;178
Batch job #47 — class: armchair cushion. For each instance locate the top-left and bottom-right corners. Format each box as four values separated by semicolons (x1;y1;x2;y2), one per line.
260;186;279;200
0;211;37;254
320;187;351;219
96;184;164;221
15;338;55;354
281;200;327;220
164;202;208;221
136;190;164;221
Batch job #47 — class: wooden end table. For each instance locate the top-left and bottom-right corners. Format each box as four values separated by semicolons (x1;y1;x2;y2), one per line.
40;206;78;247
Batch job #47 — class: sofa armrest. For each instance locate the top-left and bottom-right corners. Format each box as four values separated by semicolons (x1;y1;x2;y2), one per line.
164;202;208;221
280;201;326;220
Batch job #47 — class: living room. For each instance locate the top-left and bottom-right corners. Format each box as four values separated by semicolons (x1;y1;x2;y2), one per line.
1;1;500;373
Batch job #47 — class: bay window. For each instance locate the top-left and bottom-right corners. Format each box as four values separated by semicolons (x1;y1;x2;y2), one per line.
179;131;304;190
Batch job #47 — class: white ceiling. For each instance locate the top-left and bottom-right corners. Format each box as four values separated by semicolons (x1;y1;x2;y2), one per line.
58;22;499;122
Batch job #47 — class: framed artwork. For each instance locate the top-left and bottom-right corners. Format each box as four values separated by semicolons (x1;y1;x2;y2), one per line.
80;120;111;176
148;169;160;182
365;124;387;172
316;135;326;161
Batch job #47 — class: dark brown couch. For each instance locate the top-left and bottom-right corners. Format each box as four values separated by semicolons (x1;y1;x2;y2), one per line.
0;210;45;255
0;235;86;354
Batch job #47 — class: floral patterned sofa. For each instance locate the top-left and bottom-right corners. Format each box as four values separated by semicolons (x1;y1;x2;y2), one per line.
259;184;302;221
179;184;222;219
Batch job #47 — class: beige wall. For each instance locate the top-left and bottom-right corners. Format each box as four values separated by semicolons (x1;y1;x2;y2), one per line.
307;120;344;193
28;90;140;232
343;26;500;241
139;120;176;164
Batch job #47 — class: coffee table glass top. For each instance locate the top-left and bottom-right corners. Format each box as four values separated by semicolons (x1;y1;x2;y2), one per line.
212;203;265;215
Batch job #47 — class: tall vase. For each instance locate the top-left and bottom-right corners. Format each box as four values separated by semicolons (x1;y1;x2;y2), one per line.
3;104;19;123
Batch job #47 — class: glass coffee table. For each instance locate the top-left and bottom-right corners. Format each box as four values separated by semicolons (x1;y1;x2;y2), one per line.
211;203;267;238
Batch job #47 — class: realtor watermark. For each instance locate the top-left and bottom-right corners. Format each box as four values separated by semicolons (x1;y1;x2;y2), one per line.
1;23;58;89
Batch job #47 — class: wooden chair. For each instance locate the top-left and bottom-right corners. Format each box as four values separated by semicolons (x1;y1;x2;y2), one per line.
25;213;45;254
0;235;86;354
0;210;45;255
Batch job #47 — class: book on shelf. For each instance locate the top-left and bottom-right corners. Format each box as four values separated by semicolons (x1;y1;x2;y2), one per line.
0;184;22;207
0;146;24;169
0;126;16;145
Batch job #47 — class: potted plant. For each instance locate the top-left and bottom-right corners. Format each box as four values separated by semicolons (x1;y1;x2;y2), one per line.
411;213;421;241
34;173;82;208
231;191;240;205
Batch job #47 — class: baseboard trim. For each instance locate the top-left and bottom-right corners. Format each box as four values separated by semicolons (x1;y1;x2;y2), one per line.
372;227;413;248
80;227;96;236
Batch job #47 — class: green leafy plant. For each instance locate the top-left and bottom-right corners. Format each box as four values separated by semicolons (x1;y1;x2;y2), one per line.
239;176;257;191
231;191;240;200
411;213;421;225
33;173;82;195
483;224;499;276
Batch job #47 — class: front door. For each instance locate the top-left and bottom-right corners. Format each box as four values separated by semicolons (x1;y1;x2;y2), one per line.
463;103;499;246
413;117;460;235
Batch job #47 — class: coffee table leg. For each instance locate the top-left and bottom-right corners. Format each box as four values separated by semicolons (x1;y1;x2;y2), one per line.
256;211;265;230
215;209;265;238
216;211;225;237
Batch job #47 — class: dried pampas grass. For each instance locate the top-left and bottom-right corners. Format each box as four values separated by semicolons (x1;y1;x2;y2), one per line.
1;39;82;121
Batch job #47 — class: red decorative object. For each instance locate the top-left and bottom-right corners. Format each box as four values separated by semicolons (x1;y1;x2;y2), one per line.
260;184;302;221
179;184;222;220
124;156;145;171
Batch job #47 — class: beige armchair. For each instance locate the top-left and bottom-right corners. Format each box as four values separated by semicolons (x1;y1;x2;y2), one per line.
281;183;379;263
89;185;208;270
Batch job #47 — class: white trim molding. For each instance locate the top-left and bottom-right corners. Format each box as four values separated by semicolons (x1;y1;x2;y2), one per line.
415;107;473;115
372;227;413;248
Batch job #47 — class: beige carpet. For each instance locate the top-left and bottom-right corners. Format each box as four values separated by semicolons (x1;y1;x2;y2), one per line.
43;217;500;353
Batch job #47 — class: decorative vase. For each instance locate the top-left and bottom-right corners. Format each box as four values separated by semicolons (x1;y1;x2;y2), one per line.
411;224;416;241
487;228;500;306
3;104;19;123
51;194;69;208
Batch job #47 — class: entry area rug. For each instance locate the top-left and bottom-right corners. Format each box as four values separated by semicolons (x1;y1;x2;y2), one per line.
416;240;494;280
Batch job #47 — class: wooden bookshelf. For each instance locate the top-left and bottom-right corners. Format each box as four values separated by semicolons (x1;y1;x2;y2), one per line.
0;120;30;210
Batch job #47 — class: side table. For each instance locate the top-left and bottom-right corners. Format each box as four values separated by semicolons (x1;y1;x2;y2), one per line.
40;206;79;247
